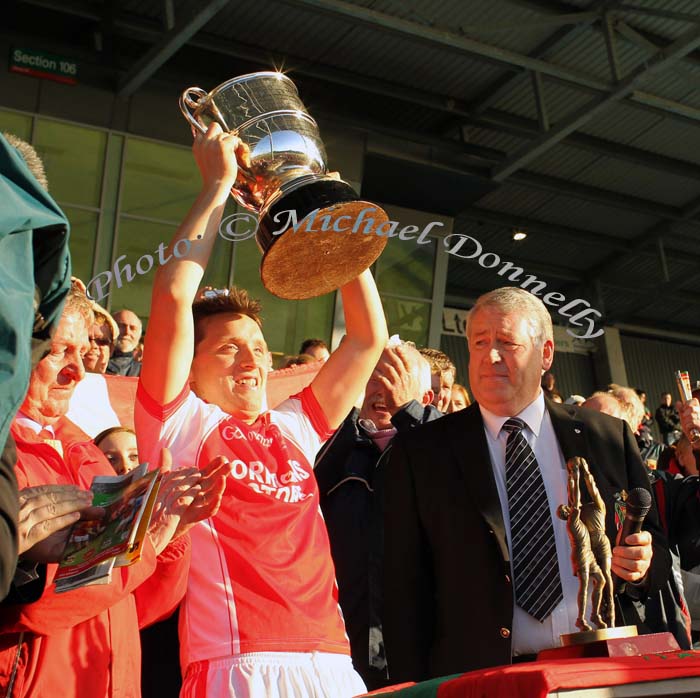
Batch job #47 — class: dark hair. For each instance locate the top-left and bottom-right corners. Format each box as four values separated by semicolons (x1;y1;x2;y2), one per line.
283;353;317;368
299;338;328;354
192;287;263;348
94;426;136;448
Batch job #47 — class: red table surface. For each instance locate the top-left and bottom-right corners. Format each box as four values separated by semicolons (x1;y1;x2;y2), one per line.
360;651;700;698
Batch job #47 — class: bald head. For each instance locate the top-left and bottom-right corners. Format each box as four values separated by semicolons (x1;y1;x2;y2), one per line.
113;309;142;353
583;392;625;421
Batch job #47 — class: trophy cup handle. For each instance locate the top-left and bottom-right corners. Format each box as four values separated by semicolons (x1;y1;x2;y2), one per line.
179;87;209;135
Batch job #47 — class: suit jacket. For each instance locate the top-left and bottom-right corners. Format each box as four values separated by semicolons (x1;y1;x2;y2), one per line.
383;399;671;683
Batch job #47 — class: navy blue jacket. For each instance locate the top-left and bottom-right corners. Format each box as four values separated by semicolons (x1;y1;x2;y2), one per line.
315;401;442;690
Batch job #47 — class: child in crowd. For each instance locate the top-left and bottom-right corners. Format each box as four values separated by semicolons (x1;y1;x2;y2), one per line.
94;427;139;475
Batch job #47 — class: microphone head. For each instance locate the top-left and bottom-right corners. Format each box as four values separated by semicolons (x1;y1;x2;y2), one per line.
626;487;652;518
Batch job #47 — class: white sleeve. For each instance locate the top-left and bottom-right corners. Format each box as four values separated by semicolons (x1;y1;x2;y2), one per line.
134;383;220;471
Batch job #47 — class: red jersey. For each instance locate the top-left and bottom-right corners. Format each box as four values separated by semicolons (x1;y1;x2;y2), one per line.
135;383;349;666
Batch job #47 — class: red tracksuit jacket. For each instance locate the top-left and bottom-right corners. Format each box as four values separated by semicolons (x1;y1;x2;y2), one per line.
0;418;190;698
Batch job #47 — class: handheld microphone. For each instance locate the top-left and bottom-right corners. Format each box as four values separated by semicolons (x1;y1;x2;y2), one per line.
614;487;652;593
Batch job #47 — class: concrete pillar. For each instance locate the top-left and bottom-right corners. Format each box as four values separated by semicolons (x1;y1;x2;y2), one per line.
593;326;629;387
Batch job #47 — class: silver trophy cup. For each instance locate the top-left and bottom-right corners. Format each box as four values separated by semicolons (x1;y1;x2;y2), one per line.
180;72;388;299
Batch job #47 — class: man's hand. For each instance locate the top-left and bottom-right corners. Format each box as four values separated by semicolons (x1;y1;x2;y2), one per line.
18;485;100;563
371;345;423;416
612;530;653;583
677;398;700;448
148;449;229;555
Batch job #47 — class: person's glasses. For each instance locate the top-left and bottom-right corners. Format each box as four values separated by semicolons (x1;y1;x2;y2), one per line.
89;337;112;347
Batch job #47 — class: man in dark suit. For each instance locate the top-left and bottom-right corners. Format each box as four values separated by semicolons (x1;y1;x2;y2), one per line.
383;287;671;683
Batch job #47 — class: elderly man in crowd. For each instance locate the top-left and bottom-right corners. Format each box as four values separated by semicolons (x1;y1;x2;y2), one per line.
0;283;228;698
107;308;143;376
583;391;626;420
383;286;670;683
135;122;386;697
0;133;73;599
315;340;439;690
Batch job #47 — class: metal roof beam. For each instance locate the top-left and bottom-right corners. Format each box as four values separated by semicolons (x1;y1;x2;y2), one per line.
466;0;626;120
506;0;700;31
286;0;700;127
474;109;700;183
616;4;700;26
286;0;611;89
116;0;230;97
457;206;695;265
602;11;621;82
587;194;700;283
510;170;687;222
491;24;700;181
22;0;700;128
531;71;550;131
17;0;700;231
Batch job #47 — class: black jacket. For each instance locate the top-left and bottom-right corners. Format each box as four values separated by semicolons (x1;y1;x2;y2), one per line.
656;405;681;435
383;399;672;683
315;401;442;690
106;350;141;377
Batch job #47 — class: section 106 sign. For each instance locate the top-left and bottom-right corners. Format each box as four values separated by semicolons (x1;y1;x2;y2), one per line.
10;47;78;85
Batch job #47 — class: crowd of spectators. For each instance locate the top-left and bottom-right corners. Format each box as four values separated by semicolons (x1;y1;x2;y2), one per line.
3;127;700;698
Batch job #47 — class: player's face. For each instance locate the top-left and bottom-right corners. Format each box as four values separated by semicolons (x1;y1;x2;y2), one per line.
191;313;269;424
468;307;553;417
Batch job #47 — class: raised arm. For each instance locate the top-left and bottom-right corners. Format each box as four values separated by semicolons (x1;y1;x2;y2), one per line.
310;270;388;429
140;124;241;404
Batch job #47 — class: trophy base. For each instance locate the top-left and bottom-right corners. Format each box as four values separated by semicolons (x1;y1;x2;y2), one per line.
537;629;680;661
561;625;638;647
257;178;389;299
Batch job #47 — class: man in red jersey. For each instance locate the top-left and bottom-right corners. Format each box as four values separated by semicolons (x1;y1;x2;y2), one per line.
135;123;387;698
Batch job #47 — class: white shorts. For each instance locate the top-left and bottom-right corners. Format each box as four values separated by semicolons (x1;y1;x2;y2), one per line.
181;651;367;698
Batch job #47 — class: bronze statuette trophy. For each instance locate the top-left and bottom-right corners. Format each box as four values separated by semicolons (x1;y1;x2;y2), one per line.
179;72;389;300
538;457;678;660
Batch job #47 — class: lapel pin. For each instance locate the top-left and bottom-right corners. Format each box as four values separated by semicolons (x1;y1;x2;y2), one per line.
574;428;581;434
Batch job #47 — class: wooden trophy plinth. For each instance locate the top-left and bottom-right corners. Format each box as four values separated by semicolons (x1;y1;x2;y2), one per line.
537;626;680;661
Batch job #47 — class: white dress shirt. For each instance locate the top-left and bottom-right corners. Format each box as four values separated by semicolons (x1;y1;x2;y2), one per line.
14;413;53;436
14;413;63;457
480;390;591;655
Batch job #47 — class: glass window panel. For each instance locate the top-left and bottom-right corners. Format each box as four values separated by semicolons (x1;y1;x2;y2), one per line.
374;235;435;300
202;226;234;291
121;138;202;222
105;219;177;321
232;237;334;355
382;296;430;346
33;120;106;207
63;206;98;286
0;110;32;141
105;216;233;327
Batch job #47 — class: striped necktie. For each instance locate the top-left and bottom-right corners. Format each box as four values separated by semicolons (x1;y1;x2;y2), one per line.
503;417;563;622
